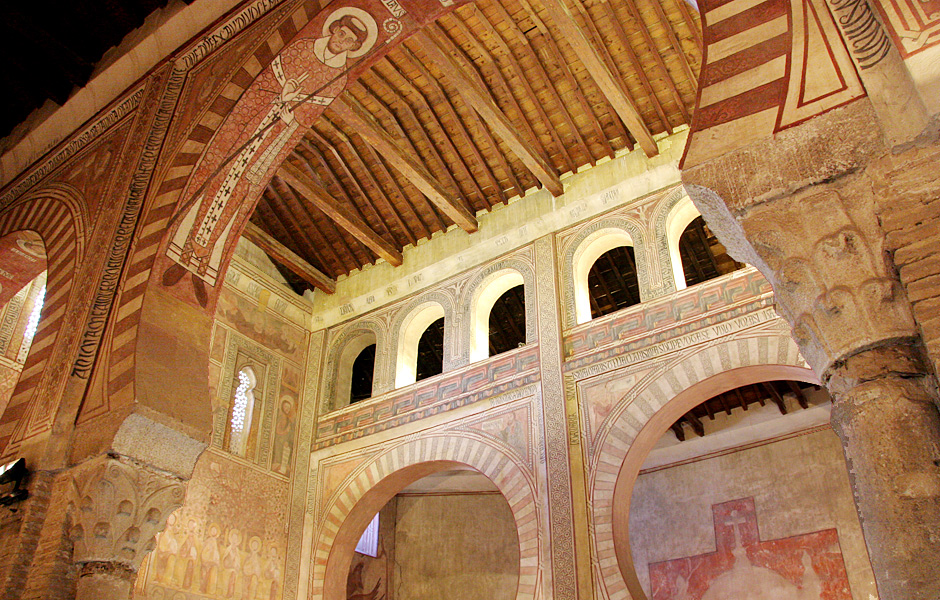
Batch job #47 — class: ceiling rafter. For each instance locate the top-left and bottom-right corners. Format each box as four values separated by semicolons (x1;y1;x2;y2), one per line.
377;55;490;210
612;0;691;122
278;160;404;266
412;28;564;197
267;180;349;276
537;0;658;156
428;24;530;198
330;94;479;233
396;46;509;206
241;221;335;293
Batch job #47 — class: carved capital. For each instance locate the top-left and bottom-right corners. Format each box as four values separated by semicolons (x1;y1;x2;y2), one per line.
737;182;917;374
66;455;186;570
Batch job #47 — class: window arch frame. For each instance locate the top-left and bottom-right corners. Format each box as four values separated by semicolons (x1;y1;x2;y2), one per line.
394;301;446;388
663;195;702;292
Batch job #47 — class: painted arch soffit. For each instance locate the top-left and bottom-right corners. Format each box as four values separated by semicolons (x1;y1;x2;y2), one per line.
151;0;464;312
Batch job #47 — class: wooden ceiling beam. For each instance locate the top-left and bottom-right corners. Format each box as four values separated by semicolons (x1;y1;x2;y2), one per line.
685;411;705;437
672;0;703;51
330;94;479;234
483;1;593;166
311;123;427;243
268;180;348;276
299;136;400;249
412;28;564;197
646;0;698;84
459;7;575;173
762;382;788;415
358;75;474;212
241;221;336;294
396;48;508;206
671;422;686;442
515;0;615;160
614;0;691;123
787;381;810;409
428;26;527;199
449;14;557;172
379;56;489;209
537;0;658;156
278;160;404;266
596;0;673;133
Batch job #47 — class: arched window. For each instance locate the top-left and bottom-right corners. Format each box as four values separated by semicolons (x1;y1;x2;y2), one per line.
415;317;444;382
469;270;524;362
395;303;445;388
586;246;640;319
228;365;257;457
488;285;525;357
334;332;378;408
665;197;744;290
677;216;744;287
572;229;639;324
350;344;376;404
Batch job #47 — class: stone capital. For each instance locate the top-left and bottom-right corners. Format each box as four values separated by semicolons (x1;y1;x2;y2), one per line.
688;173;917;376
66;454;185;570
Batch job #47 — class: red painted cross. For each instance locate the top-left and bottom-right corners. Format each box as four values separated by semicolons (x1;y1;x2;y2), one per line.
648;497;853;600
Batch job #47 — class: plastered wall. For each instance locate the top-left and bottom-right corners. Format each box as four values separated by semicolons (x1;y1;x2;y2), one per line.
135;252;312;600
390;494;520;600
628;427;877;600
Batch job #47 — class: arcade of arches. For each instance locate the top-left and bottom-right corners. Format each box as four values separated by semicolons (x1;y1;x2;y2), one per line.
0;0;937;599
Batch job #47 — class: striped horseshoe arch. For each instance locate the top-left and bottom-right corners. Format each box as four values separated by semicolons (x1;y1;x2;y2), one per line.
0;185;86;453
312;433;541;600
589;333;816;600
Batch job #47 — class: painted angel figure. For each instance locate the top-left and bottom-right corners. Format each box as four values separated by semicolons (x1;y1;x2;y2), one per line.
164;8;378;295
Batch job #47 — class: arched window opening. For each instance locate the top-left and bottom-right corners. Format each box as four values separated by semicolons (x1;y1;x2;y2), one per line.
350;344;376;404
228;365;257;457
0;230;48;374
415;317;444;382
469;270;525;362
396;303;445;388
587;246;640;319
17;282;45;364
678;216;744;287
488;285;526;357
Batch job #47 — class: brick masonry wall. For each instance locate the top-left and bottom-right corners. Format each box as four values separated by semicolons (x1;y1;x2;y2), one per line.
872;139;940;378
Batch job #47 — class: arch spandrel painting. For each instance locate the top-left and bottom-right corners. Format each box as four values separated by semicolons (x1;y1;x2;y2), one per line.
158;0;465;308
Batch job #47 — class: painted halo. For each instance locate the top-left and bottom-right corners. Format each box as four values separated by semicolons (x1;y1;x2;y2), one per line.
322;7;379;59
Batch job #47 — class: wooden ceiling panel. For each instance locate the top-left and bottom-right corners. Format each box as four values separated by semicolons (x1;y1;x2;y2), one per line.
244;0;702;293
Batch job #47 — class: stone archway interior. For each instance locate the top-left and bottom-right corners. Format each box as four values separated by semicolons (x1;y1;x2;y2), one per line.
346;467;521;600
625;381;877;600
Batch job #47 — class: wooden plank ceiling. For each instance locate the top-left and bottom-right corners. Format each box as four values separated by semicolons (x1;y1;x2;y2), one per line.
249;0;702;293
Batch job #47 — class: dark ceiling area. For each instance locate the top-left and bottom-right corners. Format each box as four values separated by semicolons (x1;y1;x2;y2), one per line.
669;380;821;442
0;0;191;140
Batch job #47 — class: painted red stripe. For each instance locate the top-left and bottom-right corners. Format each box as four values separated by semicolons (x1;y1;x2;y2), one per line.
108;365;136;395
157;176;190;195
707;0;788;42
693;78;787;129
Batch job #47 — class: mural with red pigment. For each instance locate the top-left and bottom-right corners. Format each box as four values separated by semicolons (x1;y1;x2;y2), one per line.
157;0;465;309
0;231;45;310
648;497;852;600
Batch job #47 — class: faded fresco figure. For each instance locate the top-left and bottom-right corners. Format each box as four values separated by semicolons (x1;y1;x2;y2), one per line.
164;7;378;295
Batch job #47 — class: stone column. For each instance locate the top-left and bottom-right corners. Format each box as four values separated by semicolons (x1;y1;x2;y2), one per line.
828;345;940;599
684;113;940;598
67;455;185;600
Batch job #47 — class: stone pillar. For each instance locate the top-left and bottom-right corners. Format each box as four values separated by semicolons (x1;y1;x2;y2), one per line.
67;455;185;600
684;107;940;599
828;345;940;599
